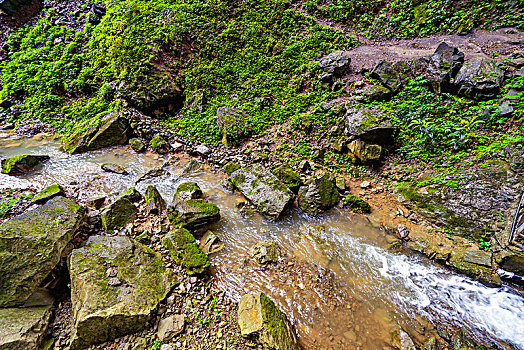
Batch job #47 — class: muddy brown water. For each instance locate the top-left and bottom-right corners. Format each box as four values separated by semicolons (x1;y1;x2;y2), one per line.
1;132;524;349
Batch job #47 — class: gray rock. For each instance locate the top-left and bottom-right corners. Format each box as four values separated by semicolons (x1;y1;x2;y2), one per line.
238;293;300;350
158;315;185;342
167;198;220;231
100;197;137;234
161;229;209;275
412;42;464;93
271;164;302;193
101;163;128;175
319;51;351;77
250;241;280;265
359;84;391;102
298;173;340;216
370;60;402;92
347;140;382;162
144;185;166;214
463;249;491;267
0;289;54;350
1;155;50;175
69;236;176;349
344;107;394;143
497;101;514;117
129;138;146;153
229;164;295;220
455;58;504;100
195;144;211;157
174;182;203;201
216;107;250;147
0;197;84;307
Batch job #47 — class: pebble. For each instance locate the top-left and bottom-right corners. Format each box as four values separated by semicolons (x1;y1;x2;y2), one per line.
360;181;371;188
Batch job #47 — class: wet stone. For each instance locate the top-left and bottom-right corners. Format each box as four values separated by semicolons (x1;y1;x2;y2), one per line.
101;163;128;175
1;154;50;175
250;241;280;265
31;183;65;204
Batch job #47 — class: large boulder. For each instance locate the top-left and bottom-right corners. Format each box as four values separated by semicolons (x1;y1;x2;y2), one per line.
319;51;352;77
370;60;402;93
347;140;382;163
64;111;130;154
344;107;394;144
0;289;54;350
297;173;340;216
167;199;220;230
68;236;176;349
454;58;504;100
412;42;464;93
216;107;250;147
1;155;50;175
144;185;166;214
100;197;137;234
161;228;210;275
0;196;85;307
238;292;300;350
271;164;302;193
229;164;295;220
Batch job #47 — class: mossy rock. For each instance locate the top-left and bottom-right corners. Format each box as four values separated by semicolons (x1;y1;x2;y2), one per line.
161;228;210;275
229;164;295;220
0;196;85;307
151;135;169;154
1;155;50;175
31;184;65;203
216;107;251;147
343;194;371;213
117;187;143;203
250;241;280;265
297;173;340;216
449;247;501;287
174;182;203;201
347;140;382;163
100;197;137;234
144;185;166;214
129;138;146;153
167;198;220;230
237;292;300;350
223;162;240;176
69;236;176;349
370;60;402;93
455;57;504;101
344;107;393;144
101;163;128;175
271;164;302;193
64;111;129;154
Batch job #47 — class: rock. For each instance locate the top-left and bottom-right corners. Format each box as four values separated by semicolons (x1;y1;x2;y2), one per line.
360;181;371;188
1;155;50;175
158;315;185;342
170;141;184;152
100;197;137;234
250;241;280;265
297;173;340;216
86;196;106;209
271;164;302;193
31;184;65;203
69;236;176;349
343;194;370;213
144;185;166;214
101;163;128;175
223;162;241;176
129;138;146;152
200;230;224;255
450;247;500;287
0;0;32;15
237;292;299;350
319;51;351;77
298;160;311;173
359;84;391;102
230;164;294;220
463;249;491;267
397;224;409;239
412;42;464;93
151;135;169;154
344;107;394;144
335;177;346;192
216;107;250;147
160;345;174;350
0;289;54;350
455;58;504;100
497;101;514;117
330;139;345;153
370;60;402;93
161;229;210;275
64;111;130;154
167;198;220;231
348;140;382;162
174;182;203;201
194;144;211;157
136;167;167;183
0;197;84;307
399;330;416;350
118;187;143;203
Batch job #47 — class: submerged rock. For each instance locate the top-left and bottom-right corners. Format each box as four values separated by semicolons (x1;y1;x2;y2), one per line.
347;140;382;162
100;197;137;234
1;154;50;175
0;289;54;350
250;241;280;265
64;111;130;154
0;196;85;307
229;164;295;220
31;183;65;203
271;164;302;193
237;292;300;350
144;185;166;214
101;163;128;175
69;236;176;349
455;57;504;100
161;228;210;275
298;173;340;216
167;198;220;231
344;107;394;144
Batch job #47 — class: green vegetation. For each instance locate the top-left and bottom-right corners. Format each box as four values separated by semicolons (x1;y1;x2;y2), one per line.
0;189;34;219
343;194;371;213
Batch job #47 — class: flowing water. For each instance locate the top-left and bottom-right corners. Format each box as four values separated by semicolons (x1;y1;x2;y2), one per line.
1;132;524;349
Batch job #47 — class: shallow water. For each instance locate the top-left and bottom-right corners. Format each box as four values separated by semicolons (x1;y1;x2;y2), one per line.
1;132;524;349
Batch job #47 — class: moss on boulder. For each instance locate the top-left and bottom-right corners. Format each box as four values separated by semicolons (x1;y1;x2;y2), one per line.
347;140;382;163
100;197;137;234
68;236;176;349
31;183;65;203
167;198;220;231
455;57;504;101
344;107;394;144
1;155;50;175
151;135;169;154
0;196;85;307
161;228;210;275
223;162;240;176
271;164;302;193
174;182;203;201
237;292;300;350
297;173;340;216
129;138;146;153
144;185;166;214
343;194;371;213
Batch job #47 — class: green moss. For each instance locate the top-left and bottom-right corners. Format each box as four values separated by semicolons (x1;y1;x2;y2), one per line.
271;164;302;191
223;163;240;176
1;155;48;175
150;135;167;151
161;229;209;275
396;184;436;212
185;199;219;216
175;182;201;195
100;198;137;234
31;184;65;203
343;194;370;213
